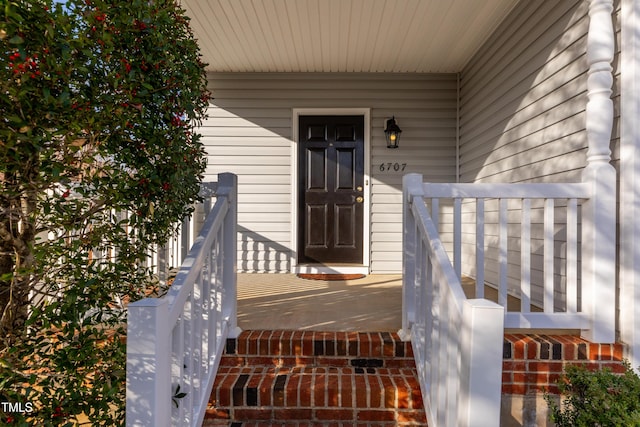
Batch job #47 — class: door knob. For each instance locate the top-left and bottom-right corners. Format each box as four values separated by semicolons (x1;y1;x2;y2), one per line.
356;196;364;203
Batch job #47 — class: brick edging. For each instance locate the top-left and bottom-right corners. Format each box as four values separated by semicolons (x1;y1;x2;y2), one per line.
502;334;626;395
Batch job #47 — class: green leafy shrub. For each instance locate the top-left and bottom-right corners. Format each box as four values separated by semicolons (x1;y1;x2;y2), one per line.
0;0;209;424
546;361;640;427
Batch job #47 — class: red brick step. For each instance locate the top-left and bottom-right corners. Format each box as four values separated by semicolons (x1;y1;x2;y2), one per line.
203;330;427;426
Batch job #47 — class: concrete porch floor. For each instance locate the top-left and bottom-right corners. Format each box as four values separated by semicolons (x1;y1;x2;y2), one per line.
236;274;527;332
237;274;403;332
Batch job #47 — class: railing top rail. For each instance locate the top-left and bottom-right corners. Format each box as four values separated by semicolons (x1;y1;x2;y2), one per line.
199;181;219;198
421;182;590;199
127;178;232;328
163;195;229;326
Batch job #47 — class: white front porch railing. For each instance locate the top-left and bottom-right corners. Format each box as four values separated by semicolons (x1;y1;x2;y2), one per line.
126;173;240;427
401;174;504;427
401;169;613;427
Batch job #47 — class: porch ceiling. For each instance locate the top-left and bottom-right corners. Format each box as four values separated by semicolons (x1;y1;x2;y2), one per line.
181;0;519;73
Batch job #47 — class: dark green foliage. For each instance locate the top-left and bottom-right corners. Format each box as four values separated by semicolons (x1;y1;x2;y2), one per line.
0;0;209;424
546;361;640;427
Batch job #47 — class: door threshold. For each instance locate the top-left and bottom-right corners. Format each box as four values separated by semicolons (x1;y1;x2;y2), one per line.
294;264;369;275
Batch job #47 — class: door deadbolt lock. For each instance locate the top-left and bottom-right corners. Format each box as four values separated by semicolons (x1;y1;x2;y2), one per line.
356;186;363;192
356;196;364;203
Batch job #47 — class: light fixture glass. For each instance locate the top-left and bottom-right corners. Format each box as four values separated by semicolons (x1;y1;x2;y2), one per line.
384;116;402;149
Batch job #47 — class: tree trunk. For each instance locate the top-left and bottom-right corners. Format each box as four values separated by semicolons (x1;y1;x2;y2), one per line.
0;174;37;351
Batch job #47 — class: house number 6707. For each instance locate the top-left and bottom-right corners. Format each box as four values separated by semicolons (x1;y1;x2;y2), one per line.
379;162;407;172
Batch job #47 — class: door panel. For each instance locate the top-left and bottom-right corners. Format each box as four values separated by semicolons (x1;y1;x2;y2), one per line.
306;204;327;247
336;148;355;189
335;204;356;247
298;115;364;264
308;148;327;190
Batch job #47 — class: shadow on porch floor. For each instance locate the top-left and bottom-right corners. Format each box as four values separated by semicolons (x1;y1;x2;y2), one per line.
236;274;525;332
237;274;402;332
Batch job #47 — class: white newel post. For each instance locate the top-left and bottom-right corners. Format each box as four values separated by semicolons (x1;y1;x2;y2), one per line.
218;173;241;338
581;0;617;343
400;173;424;341
458;299;504;427
126;298;171;427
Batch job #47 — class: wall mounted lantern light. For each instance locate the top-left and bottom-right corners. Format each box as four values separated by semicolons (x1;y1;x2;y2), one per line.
384;116;402;149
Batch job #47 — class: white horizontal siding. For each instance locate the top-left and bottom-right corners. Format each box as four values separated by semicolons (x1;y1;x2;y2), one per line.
202;73;457;272
460;0;589;184
457;0;591;308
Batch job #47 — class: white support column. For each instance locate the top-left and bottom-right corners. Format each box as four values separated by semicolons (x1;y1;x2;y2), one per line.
218;173;241;338
400;173;424;341
581;0;617;343
620;0;640;369
126;298;171;427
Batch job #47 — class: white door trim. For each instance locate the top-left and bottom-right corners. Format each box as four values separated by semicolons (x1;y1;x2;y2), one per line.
291;108;371;275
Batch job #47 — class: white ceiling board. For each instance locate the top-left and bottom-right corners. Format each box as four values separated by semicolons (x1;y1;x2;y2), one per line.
181;0;520;73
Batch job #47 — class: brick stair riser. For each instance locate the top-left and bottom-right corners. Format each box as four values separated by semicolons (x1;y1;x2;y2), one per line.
211;367;423;408
221;356;415;369
204;421;423;427
220;330;416;372
226;331;413;359
207;408;424;423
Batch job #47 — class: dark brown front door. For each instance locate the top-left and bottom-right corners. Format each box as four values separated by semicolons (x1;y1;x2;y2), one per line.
298;115;365;264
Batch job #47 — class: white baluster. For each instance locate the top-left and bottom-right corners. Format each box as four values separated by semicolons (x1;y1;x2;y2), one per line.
454;198;462;279
567;198;578;313
476;199;485;298
499;199;508;307
520;199;531;313
544;199;555;312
